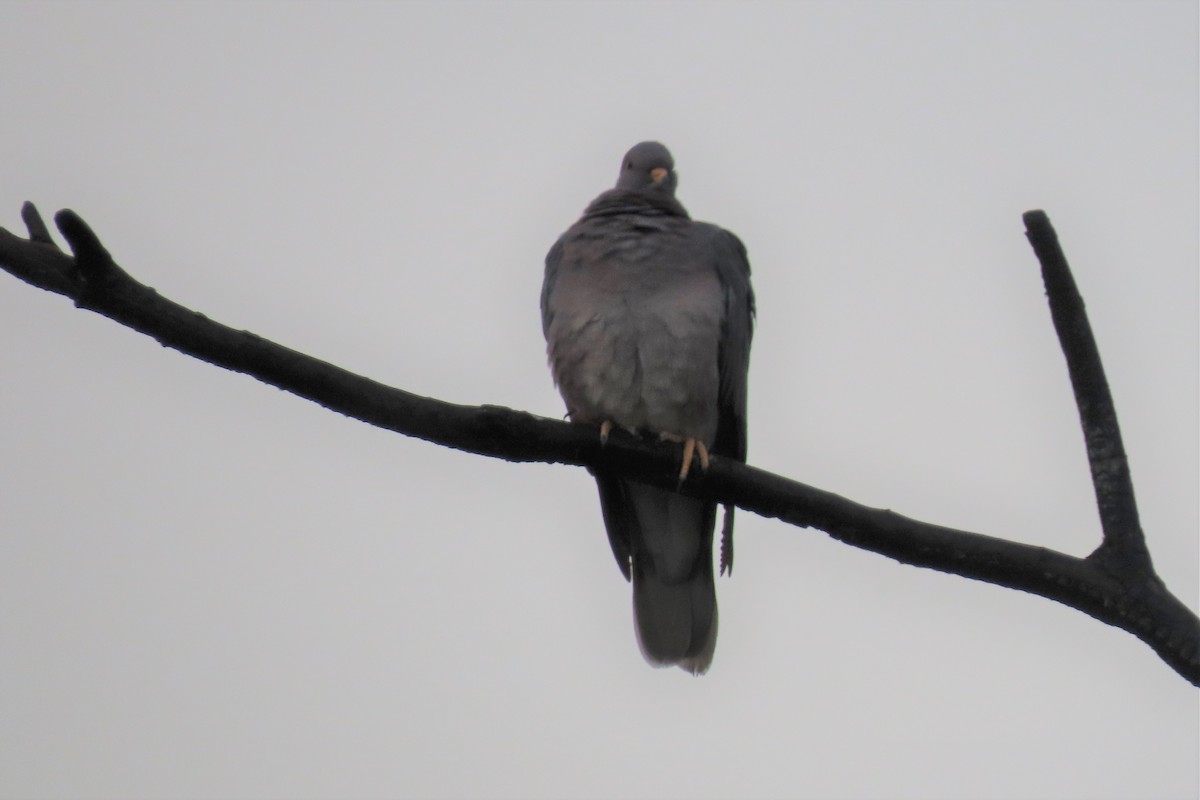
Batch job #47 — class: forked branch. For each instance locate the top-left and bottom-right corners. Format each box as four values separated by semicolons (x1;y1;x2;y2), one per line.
1;203;1196;684
1024;210;1152;575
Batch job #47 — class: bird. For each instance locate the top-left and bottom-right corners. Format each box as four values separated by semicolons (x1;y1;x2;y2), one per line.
541;141;755;674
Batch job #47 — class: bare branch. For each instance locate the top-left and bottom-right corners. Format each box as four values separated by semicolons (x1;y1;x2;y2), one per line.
1024;210;1151;576
21;201;53;245
2;204;75;296
2;204;1196;685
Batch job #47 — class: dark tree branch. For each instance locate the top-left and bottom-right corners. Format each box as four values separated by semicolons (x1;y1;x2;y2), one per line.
1023;210;1152;576
22;201;53;245
2;203;1196;685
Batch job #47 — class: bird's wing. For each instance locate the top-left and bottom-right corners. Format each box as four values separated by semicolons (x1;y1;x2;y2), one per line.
540;234;565;339
705;226;755;575
543;228;636;579
710;226;755;463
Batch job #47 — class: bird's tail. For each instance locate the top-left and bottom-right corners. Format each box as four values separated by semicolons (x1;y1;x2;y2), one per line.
626;483;719;675
633;559;718;675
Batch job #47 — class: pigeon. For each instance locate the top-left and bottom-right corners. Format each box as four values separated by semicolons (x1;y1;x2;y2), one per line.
541;141;755;674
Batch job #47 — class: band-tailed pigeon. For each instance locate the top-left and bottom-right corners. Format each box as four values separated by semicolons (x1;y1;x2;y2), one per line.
541;142;755;674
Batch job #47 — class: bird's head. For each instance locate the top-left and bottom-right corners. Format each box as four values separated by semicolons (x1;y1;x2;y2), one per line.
615;141;677;197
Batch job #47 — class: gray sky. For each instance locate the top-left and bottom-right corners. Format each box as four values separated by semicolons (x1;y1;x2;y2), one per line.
2;2;1196;798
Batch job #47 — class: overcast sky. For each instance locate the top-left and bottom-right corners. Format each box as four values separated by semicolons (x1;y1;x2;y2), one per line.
2;2;1196;798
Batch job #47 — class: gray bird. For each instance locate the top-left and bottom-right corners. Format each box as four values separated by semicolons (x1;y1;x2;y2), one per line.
541;142;755;674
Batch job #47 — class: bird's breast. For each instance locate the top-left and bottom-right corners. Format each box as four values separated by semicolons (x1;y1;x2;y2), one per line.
546;233;724;443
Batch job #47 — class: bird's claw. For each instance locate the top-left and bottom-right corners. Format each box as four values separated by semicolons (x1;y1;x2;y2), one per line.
659;433;709;483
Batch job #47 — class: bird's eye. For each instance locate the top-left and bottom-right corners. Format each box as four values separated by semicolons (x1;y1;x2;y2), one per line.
625;160;633;169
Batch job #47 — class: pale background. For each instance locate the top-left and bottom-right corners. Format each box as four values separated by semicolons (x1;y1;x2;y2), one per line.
1;2;1196;799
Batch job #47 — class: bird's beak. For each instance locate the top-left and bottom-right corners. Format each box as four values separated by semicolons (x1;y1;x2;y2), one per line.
650;167;669;184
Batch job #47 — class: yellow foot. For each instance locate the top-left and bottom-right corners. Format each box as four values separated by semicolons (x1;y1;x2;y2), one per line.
659;433;710;482
599;420;614;444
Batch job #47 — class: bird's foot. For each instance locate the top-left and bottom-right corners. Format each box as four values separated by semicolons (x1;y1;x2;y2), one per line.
599;420;614;444
658;432;710;483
